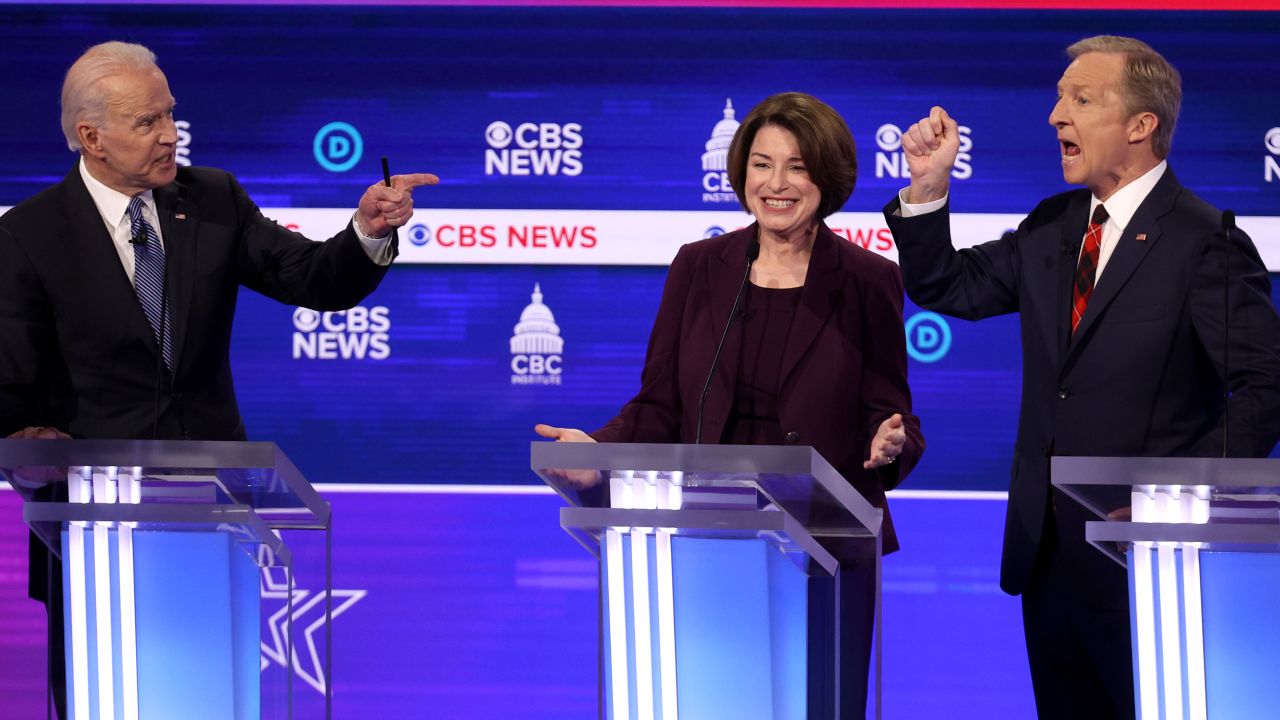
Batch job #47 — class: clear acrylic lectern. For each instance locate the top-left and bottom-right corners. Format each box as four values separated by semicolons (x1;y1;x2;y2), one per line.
0;439;334;720
533;442;885;720
1053;456;1280;720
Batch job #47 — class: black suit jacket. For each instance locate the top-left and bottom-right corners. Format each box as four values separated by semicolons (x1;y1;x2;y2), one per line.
0;164;392;441
885;168;1280;594
591;223;925;552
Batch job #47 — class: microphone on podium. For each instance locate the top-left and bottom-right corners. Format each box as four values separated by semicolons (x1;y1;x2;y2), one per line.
695;235;760;444
1220;210;1235;458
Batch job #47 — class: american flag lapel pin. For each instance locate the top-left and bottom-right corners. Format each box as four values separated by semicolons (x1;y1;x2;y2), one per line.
1135;232;1147;241
174;213;187;220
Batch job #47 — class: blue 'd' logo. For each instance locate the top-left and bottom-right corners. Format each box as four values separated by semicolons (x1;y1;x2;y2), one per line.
408;224;432;246
905;311;952;363
313;122;363;172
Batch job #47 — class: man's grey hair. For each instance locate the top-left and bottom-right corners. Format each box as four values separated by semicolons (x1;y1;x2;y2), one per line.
1067;35;1182;160
60;41;159;152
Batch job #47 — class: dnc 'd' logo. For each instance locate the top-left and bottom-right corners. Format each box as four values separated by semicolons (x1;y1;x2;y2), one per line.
510;284;563;385
701;99;739;204
905;311;952;363
313;121;363;173
874;122;973;181
293;306;390;360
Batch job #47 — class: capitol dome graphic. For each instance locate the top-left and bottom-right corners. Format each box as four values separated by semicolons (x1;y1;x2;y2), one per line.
701;99;739;172
510;283;564;355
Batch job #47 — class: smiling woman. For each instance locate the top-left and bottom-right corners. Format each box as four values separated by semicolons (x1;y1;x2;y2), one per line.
725;92;858;289
535;92;924;719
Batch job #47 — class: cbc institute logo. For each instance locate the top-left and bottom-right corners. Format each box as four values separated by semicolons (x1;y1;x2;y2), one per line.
293;306;390;360
701;99;739;204
510;284;563;385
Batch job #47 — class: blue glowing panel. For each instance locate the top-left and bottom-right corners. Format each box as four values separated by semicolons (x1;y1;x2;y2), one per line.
667;537;799;718
132;531;259;720
1199;551;1280;719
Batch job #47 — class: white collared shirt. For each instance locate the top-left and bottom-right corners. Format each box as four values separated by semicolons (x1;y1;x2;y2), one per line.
1084;160;1167;280
897;160;1169;283
79;157;162;286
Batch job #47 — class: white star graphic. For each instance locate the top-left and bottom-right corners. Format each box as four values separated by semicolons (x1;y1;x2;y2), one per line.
257;546;367;695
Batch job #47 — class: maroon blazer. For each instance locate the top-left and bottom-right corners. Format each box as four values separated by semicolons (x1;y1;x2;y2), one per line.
592;223;924;552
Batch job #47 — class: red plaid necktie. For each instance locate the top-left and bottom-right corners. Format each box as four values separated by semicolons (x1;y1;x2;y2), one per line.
1071;204;1109;334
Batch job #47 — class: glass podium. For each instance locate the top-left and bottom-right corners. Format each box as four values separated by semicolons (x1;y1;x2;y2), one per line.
1053;456;1280;720
533;442;884;720
0;439;332;720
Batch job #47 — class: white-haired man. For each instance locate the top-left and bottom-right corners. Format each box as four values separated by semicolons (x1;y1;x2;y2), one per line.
885;35;1280;718
0;41;436;716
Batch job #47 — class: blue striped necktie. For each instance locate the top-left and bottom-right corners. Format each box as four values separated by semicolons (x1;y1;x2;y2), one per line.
127;196;173;370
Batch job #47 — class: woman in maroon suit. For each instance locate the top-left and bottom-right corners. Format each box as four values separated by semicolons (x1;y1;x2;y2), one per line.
537;92;923;718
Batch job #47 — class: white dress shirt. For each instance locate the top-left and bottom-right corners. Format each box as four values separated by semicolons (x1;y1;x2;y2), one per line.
79;158;161;286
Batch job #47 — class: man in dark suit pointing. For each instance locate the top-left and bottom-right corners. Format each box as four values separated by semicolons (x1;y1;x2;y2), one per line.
884;35;1280;718
0;41;436;716
1;40;436;441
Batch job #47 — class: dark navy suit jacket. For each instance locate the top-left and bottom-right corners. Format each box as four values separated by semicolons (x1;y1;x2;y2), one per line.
592;223;925;552
0;164;391;441
1;165;393;605
886;168;1280;595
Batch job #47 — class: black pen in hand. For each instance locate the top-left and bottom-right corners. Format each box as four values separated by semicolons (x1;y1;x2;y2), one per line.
381;155;398;244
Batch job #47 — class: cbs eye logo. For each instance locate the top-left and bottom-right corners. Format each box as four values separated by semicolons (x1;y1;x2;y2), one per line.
293;307;322;332
408;224;432;247
486;121;515;149
875;124;903;152
1265;127;1280;156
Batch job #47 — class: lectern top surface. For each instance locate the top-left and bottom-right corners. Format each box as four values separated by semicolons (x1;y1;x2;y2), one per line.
1051;456;1280;524
0;439;327;528
531;442;883;539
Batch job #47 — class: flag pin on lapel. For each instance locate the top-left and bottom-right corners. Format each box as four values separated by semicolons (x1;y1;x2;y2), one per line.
1135;233;1147;241
175;213;187;220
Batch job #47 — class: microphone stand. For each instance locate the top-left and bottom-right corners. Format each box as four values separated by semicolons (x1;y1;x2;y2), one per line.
695;236;760;444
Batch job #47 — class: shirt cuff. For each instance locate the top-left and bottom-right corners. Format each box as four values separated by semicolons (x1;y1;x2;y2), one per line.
351;213;394;266
897;187;948;218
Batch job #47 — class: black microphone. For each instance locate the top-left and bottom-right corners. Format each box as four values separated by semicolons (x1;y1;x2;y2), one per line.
131;215;168;437
1221;210;1235;458
695;236;760;444
150;268;171;440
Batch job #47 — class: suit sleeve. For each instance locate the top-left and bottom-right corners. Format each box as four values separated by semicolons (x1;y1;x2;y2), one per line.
1188;225;1280;457
884;196;1021;320
858;260;925;489
225;173;391;311
0;225;56;436
591;244;695;444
